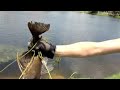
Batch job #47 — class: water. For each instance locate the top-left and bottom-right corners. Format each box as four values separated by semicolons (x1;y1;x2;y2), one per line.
1;11;120;79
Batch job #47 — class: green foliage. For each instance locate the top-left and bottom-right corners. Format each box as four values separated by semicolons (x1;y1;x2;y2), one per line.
80;11;120;19
105;73;120;79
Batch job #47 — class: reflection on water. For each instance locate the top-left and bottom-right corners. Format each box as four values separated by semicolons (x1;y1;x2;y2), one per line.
1;11;120;78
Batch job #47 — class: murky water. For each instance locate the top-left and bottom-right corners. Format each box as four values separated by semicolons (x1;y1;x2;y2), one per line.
1;11;120;79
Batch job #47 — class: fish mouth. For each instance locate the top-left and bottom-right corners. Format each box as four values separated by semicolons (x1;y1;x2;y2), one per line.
28;21;50;37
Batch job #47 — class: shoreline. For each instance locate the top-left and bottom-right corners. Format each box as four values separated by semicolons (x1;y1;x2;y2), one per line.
79;11;120;19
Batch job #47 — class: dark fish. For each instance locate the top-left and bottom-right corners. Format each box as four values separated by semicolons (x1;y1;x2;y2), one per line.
19;51;42;79
18;21;50;79
27;21;50;49
28;21;50;43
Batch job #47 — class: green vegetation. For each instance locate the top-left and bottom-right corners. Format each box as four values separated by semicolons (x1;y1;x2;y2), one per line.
80;11;120;19
97;12;108;16
68;71;120;79
0;44;25;62
105;73;120;79
70;73;120;79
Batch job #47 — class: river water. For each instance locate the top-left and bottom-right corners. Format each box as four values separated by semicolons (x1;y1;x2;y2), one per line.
1;11;120;79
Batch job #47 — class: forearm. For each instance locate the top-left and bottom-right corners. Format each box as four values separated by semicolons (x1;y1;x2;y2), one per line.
96;38;120;54
55;38;120;57
55;42;99;57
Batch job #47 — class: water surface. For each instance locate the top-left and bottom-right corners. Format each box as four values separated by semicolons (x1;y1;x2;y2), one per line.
1;11;120;78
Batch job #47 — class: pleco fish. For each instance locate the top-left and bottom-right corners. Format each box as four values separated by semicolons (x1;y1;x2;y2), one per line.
18;21;51;79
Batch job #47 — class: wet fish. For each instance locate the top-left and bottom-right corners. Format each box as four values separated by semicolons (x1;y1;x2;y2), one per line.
18;21;50;79
28;21;50;43
19;51;42;79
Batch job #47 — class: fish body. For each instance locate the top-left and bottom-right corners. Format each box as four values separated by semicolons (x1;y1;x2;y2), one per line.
19;52;42;79
18;21;50;79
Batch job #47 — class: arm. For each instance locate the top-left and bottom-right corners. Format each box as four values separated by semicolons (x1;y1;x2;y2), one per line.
55;38;120;57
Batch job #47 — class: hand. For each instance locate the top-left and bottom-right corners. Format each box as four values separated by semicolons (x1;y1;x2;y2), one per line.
28;38;56;59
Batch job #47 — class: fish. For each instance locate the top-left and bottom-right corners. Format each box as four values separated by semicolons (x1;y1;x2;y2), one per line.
18;51;42;79
28;21;50;44
18;21;50;79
